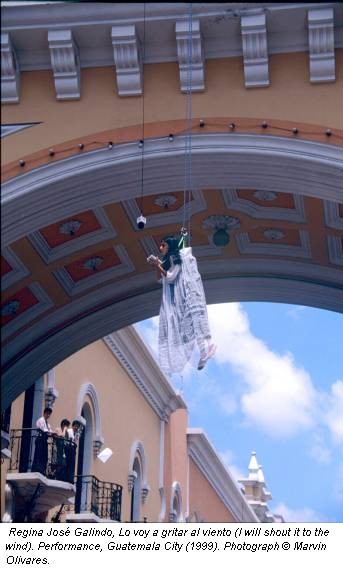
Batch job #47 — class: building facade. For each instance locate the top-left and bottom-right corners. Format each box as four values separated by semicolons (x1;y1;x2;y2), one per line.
1;326;261;523
1;2;342;413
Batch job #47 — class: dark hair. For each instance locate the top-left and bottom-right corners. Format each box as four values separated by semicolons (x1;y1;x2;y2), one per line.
60;419;70;429
72;420;80;428
43;407;52;415
161;236;181;271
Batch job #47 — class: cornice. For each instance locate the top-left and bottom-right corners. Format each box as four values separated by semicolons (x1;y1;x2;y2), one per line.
187;429;259;522
103;327;186;421
2;3;342;75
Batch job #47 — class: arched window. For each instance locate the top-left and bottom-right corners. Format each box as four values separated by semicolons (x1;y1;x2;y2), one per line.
76;383;104;458
128;441;149;522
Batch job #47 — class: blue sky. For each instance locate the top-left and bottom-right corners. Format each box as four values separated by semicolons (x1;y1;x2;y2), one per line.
136;302;343;522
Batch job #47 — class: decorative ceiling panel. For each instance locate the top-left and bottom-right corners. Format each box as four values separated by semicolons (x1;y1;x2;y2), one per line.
327;235;343;266
52;245;135;296
236;229;311;258
27;207;117;263
1;282;54;341
39;210;102;247
1;256;12;276
323;201;343;231
65;247;121;283
237;189;295;209
122;190;206;230
139;192;191;215
248;227;301;246
1;246;30;291
222;188;306;222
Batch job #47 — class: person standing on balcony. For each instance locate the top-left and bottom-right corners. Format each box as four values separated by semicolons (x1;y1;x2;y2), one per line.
54;418;71;481
32;407;53;475
64;420;81;483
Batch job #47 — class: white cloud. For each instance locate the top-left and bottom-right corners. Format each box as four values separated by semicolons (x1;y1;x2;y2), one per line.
135;317;159;357
286;306;306;321
219;449;245;485
136;303;340;444
273;503;328;523
325;381;343;443
334;463;343;503
207;304;317;438
308;433;332;464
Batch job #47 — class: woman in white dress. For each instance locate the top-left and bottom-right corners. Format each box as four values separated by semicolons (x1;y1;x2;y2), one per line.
148;236;216;374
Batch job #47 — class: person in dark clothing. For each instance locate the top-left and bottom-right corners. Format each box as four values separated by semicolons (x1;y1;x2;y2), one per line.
31;407;53;475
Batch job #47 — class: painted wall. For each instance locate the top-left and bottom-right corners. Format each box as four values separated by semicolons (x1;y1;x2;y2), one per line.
2;51;342;165
163;408;189;521
188;458;236;523
52;338;162;522
1;338;162;523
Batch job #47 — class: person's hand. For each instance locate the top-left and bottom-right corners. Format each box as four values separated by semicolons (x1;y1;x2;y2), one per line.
147;255;160;266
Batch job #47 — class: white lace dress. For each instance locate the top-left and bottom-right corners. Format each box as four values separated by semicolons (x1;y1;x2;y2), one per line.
158;247;212;375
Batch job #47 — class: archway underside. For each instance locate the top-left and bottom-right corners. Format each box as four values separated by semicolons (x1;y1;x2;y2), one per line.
1;133;343;410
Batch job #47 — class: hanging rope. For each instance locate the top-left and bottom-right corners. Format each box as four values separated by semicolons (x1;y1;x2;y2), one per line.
182;2;193;247
140;2;146;216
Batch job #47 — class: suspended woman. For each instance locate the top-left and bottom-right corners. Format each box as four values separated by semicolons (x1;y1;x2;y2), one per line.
148;236;216;374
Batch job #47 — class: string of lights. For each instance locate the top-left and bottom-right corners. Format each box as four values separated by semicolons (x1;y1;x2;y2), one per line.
10;120;343;172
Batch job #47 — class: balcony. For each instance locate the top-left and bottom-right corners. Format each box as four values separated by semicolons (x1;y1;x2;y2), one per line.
1;408;11;459
1;430;11;459
65;475;122;523
7;428;76;521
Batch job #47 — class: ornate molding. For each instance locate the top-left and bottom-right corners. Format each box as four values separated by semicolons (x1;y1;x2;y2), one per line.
1;282;54;342
44;387;59;409
175;19;205;92
76;382;103;444
3;134;343;248
241;13;269;88
103;328;186;420
1;123;39;138
222;188;306;223
93;437;104;459
53;245;135;296
128;470;137;492
111;25;142;96
48;30;80;100
308;8;335;83
187;429;259;522
327;235;343;266
1;246;30;291
122;189;207;231
28;207;117;264
141;484;150;504
323;200;343;231
1;32;20;103
235;229;311;258
2;4;343;73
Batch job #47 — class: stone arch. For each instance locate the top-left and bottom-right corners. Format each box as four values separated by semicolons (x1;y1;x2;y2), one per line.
76;382;104;456
1;131;343;410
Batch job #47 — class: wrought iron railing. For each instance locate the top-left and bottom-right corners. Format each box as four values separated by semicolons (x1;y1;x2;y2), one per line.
74;475;122;522
9;428;77;483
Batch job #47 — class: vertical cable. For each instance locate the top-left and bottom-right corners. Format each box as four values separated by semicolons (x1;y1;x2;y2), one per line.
140;3;146;216
183;3;193;245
